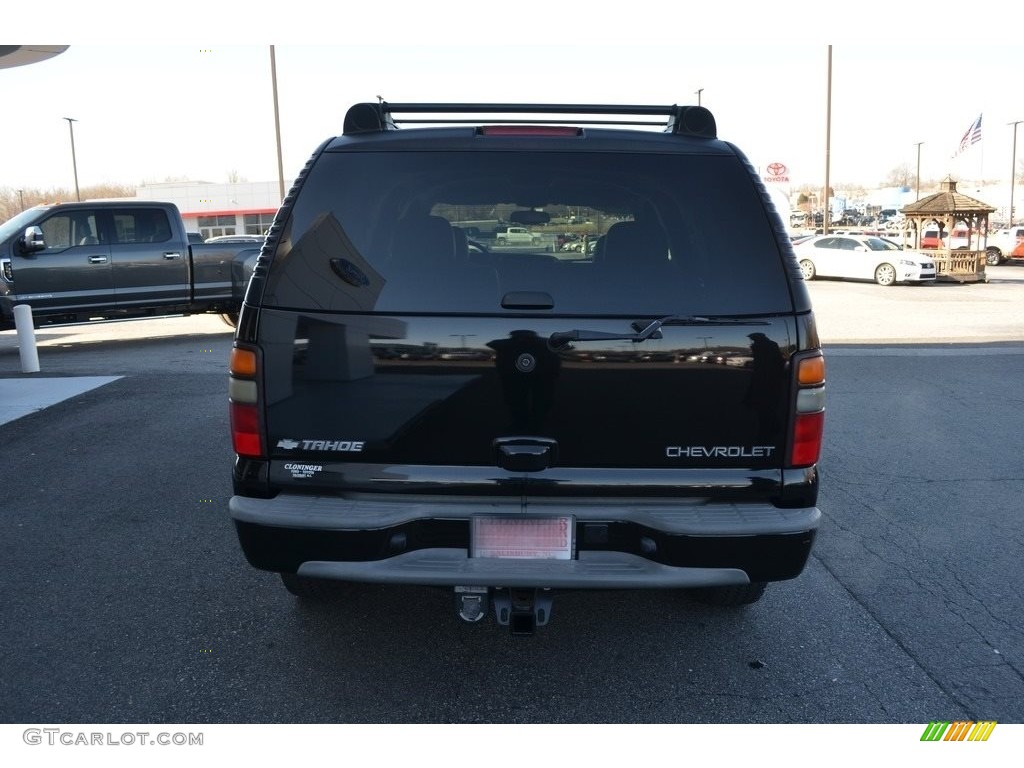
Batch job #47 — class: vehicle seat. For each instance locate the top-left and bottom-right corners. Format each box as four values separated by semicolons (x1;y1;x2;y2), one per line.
78;235;99;246
381;214;498;310
597;220;675;304
389;214;456;269
150;217;171;243
451;225;470;262
600;221;670;272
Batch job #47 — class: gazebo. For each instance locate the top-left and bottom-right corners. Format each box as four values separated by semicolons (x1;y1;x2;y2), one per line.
898;177;996;283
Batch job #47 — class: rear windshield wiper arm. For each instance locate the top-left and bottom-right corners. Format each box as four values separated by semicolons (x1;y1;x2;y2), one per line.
548;315;768;349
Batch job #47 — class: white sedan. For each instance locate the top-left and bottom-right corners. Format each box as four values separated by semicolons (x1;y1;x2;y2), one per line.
793;234;936;286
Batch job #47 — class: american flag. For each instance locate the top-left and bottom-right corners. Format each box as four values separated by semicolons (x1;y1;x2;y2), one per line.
954;114;983;157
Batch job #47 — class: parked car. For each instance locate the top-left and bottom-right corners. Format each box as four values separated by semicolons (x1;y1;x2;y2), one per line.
920;223;970;250
793;234;936;286
983;226;1024;265
227;101;826;633
920;228;943;249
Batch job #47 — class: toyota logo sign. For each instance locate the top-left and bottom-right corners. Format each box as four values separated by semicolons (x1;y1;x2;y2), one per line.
764;162;789;183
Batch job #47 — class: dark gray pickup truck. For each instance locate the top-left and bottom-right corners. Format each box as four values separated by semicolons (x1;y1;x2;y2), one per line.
0;200;260;329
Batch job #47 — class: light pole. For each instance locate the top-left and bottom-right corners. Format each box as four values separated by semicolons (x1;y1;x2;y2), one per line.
63;117;80;201
823;45;832;235
1009;120;1022;225
18;189;25;211
694;88;703;106
270;46;286;201
914;142;924;201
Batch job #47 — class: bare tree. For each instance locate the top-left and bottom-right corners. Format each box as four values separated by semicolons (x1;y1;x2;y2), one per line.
885;164;914;188
0;184;136;223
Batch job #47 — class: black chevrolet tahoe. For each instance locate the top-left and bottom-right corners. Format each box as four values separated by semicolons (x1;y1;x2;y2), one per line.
228;102;826;633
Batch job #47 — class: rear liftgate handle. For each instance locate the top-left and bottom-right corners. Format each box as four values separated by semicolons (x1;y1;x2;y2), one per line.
492;437;558;472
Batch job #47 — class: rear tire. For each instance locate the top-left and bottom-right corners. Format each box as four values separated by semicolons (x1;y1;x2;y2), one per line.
220;311;240;328
798;259;816;280
280;573;346;600
986;248;1003;266
689;582;767;606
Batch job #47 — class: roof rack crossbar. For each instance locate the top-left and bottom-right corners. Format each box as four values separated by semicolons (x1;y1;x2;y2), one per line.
395;118;666;127
377;102;678;116
343;102;717;139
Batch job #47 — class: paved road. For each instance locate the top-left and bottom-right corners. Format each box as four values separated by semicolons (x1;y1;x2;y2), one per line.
806;264;1024;344
0;272;1022;727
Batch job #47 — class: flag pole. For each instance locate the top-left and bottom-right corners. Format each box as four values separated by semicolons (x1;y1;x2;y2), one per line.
978;114;984;186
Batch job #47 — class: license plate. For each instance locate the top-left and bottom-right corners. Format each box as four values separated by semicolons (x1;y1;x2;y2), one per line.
471;516;574;560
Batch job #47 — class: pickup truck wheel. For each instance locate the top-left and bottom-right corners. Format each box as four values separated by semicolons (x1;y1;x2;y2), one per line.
874;263;897;286
220;312;240;328
985;248;1003;266
280;573;346;600
689;582;767;607
798;259;816;280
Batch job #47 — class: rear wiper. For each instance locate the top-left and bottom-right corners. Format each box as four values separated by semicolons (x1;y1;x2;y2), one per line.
548;315;768;349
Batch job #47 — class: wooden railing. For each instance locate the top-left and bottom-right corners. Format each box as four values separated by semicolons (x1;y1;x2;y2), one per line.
912;249;986;281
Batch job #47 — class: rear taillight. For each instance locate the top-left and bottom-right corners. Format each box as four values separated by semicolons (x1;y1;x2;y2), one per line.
790;352;825;468
229;346;263;457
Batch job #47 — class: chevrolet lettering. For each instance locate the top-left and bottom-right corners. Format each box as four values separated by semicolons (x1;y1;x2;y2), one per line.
666;446;777;458
228;101;827;634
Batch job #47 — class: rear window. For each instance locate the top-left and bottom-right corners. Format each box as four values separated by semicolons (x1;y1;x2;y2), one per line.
263;150;793;316
111;208;173;245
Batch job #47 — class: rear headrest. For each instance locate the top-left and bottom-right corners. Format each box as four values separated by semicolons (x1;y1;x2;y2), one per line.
601;221;669;266
390;214;456;267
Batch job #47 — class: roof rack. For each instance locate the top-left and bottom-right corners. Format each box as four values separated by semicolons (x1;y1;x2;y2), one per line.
342;102;717;139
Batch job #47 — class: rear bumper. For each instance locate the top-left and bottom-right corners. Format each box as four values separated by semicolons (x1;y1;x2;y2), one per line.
230;494;819;587
298;550;755;589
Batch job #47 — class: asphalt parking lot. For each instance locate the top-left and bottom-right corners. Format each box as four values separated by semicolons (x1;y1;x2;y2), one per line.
804;264;1024;345
0;267;1022;735
2;264;1022;364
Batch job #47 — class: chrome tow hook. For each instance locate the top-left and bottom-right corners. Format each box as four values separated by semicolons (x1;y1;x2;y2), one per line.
455;586;489;623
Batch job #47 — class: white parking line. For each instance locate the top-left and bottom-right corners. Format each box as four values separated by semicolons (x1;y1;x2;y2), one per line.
0;376;122;427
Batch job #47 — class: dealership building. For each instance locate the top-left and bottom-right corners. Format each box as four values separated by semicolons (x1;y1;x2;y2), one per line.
134;181;291;240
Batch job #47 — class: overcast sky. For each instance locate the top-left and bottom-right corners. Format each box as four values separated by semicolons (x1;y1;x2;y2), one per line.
3;3;1020;196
